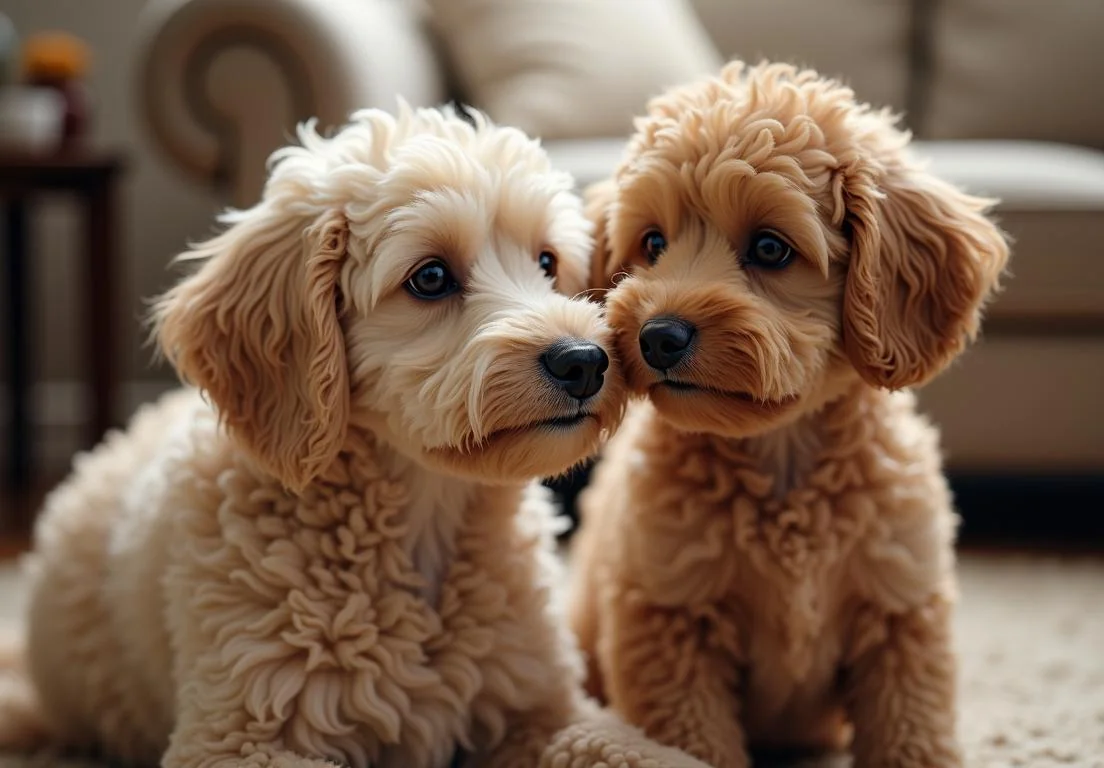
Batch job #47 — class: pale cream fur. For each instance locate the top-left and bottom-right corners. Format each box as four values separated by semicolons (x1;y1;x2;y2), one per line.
571;62;1011;768
0;103;710;768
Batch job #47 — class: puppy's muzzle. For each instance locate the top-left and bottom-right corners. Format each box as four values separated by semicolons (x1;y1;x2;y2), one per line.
639;316;695;371
540;340;609;400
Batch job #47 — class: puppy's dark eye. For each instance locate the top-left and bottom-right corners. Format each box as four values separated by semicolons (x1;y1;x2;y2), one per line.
746;232;795;269
538;250;558;280
405;259;459;300
641;229;667;265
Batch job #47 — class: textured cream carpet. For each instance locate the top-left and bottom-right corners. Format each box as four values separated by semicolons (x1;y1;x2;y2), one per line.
1;552;1102;767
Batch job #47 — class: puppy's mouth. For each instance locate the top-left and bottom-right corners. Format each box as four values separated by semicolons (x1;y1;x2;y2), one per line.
535;412;596;429
423;406;608;483
482;410;599;443
653;379;797;409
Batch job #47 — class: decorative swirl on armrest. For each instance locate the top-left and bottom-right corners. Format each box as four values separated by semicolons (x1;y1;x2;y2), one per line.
178;25;314;190
136;0;447;206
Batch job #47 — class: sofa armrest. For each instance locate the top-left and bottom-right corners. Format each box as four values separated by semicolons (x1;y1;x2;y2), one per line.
136;0;446;206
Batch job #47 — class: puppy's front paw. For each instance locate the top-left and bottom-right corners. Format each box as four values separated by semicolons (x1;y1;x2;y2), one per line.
541;708;717;768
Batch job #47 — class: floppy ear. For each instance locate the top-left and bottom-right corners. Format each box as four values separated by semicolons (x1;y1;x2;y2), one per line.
842;162;1010;390
154;206;350;491
584;178;620;297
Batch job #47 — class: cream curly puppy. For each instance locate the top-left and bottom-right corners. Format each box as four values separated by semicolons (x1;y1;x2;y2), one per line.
0;103;708;768
570;62;1010;768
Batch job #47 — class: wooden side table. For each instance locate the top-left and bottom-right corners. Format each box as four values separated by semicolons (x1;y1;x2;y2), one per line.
1;150;126;492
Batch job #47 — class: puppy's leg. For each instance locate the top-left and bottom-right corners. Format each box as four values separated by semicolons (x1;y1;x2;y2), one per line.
845;596;961;768
163;744;337;768
544;700;718;768
160;652;344;768
604;597;748;768
162;719;340;768
566;525;606;702
460;704;563;768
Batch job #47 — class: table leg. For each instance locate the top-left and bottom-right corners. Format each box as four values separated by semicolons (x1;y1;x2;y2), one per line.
85;180;118;446
4;199;31;492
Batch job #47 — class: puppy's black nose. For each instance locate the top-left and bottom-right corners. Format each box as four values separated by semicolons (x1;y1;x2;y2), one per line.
639;317;695;370
541;341;609;400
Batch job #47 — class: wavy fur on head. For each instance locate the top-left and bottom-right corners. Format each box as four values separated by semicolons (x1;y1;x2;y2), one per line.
0;102;705;768
570;61;1009;768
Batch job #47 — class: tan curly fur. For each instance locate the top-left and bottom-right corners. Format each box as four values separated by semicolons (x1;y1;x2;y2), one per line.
0;103;711;768
569;61;1011;768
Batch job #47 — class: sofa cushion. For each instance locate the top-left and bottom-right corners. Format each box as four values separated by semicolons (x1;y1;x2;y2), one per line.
425;0;723;140
688;0;914;116
544;138;627;189
918;337;1104;471
917;141;1104;319
917;141;1104;211
980;208;1104;320
922;0;1104;147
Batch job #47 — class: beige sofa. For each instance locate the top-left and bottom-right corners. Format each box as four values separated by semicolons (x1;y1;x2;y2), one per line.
136;0;1104;474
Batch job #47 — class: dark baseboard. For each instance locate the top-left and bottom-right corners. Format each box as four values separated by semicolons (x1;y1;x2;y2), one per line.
949;472;1104;548
547;467;1104;549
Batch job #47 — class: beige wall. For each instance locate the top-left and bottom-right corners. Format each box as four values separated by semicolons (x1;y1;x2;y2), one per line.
4;0;222;389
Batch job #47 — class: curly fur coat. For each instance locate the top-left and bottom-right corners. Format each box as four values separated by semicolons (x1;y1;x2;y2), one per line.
570;61;1010;768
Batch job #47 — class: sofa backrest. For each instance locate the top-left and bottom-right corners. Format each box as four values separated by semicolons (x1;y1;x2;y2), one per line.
920;0;1103;148
689;0;916;120
688;0;1104;147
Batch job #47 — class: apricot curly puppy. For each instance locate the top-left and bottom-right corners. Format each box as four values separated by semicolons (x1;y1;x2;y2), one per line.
0;103;709;768
570;62;1010;768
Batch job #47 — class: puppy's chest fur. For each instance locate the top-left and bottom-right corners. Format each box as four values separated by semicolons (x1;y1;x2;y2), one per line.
165;432;568;768
614;391;956;739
